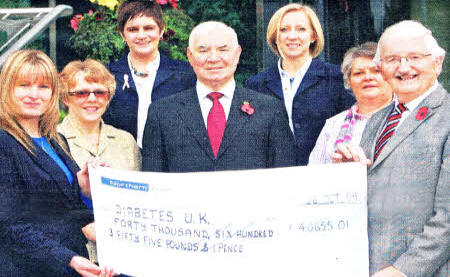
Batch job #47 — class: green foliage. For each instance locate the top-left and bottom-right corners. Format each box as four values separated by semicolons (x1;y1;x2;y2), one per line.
0;0;30;8
68;1;194;64
0;0;47;53
0;31;7;46
159;9;195;61
179;0;257;84
68;7;126;64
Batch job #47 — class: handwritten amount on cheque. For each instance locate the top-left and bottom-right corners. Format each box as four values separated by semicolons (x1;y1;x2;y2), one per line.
101;204;351;254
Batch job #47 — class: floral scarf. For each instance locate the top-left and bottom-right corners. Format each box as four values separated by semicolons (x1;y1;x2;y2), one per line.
333;105;363;151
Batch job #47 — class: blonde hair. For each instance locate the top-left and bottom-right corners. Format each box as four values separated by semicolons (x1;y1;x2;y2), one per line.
266;3;324;58
0;50;65;153
59;59;116;108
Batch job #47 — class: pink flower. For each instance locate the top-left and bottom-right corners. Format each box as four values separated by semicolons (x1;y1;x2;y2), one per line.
169;0;179;9
158;0;168;4
88;9;94;16
241;101;255;115
70;14;83;31
416;107;428;120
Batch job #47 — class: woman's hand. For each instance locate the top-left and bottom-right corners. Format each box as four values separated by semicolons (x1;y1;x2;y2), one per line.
69;256;116;277
82;222;96;241
77;157;111;198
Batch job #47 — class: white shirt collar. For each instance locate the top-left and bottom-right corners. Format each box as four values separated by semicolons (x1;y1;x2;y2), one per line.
278;57;312;80
277;57;312;133
396;80;438;111
196;79;236;101
196;79;236;127
126;51;161;148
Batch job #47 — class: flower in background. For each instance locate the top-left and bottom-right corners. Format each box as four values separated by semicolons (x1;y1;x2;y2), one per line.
70;14;83;31
69;0;192;64
158;0;179;9
89;0;119;11
169;0;179;9
95;12;105;21
161;28;176;42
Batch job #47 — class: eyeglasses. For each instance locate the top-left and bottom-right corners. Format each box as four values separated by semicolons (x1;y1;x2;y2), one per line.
381;53;432;66
68;90;109;98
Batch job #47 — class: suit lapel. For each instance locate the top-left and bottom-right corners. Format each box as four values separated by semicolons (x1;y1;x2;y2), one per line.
152;67;172;91
176;88;215;159
97;123;112;157
111;54;137;93
29;139;78;201
152;55;177;98
264;66;284;99
216;87;253;159
363;103;395;170
294;59;323;98
369;86;446;170
52;140;81;203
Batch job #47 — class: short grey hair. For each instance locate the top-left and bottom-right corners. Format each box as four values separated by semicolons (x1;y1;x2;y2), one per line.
341;42;378;90
188;21;239;50
374;20;446;64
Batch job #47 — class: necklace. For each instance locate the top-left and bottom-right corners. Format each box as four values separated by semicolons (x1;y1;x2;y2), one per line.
130;62;149;78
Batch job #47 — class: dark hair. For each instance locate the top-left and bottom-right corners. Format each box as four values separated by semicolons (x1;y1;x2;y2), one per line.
117;0;164;34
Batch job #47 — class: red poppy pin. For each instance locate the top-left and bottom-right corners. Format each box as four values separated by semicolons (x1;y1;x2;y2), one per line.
241;101;255;115
416;107;428;121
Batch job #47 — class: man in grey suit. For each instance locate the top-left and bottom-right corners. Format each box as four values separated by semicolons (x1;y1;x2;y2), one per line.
333;20;449;277
142;21;296;172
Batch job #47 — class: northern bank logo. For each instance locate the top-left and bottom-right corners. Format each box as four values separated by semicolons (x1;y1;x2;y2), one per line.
101;177;149;192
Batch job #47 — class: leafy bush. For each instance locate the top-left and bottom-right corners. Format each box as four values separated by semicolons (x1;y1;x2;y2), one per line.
0;0;30;8
67;8;125;64
180;0;257;84
159;8;195;61
68;0;193;64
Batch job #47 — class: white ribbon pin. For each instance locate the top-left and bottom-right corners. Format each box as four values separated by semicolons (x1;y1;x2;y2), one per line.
122;74;130;90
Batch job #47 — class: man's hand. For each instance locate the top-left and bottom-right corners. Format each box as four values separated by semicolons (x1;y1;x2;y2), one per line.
372;266;406;277
330;144;372;166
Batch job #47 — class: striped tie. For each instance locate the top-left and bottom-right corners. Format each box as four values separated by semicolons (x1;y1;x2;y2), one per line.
373;103;407;161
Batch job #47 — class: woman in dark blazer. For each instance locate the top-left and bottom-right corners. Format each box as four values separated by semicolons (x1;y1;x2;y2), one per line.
0;50;114;277
245;3;355;165
103;0;196;148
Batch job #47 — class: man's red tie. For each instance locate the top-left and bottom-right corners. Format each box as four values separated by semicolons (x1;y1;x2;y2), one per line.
207;92;226;157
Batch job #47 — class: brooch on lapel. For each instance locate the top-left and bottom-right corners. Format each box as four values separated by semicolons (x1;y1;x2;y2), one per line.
241;101;255;115
415;107;428;121
122;74;130;90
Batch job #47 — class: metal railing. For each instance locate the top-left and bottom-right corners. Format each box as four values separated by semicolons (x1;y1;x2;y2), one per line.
0;4;73;66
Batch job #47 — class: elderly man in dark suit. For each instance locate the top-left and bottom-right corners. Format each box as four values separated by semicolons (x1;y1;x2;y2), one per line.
142;21;296;172
333;20;448;277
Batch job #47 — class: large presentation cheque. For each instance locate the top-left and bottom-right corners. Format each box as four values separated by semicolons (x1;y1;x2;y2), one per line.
89;163;369;277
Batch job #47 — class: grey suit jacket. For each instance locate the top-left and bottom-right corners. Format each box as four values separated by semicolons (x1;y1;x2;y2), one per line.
142;86;296;172
360;85;449;277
